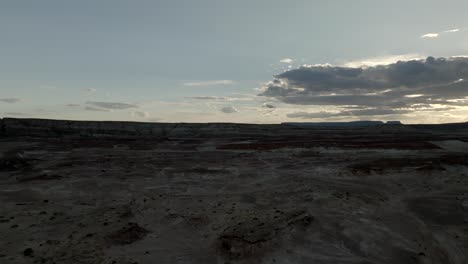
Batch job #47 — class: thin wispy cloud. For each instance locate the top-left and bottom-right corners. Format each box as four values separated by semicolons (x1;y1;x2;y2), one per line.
190;96;228;100
280;58;294;64
86;101;138;110
262;103;276;109
444;29;460;33
404;94;425;98
421;28;461;38
132;111;150;118
0;98;21;103
83;88;97;93
220;106;238;114
421;33;439;38
3;112;27;116
182;80;235;87
85;106;111;112
188;95;254;102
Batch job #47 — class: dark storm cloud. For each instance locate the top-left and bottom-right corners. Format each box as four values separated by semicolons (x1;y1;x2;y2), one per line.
260;57;468;116
86;101;138;110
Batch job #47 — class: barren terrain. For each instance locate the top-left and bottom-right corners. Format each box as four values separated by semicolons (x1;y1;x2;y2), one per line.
1;118;467;264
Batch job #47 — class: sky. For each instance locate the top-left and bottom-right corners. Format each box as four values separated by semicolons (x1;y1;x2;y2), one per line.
1;0;468;124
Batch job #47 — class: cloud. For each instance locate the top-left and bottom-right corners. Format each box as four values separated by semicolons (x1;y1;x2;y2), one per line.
421;33;439;38
3;112;27;116
344;54;424;68
421;28;461;39
287;109;411;119
0;98;21;103
280;58;294;64
263;103;276;109
188;95;254;102
259;56;468;118
86;101;138;110
190;96;228;100
67;104;80;107
220;106;238;114
182;80;235;87
84;88;97;93
132;111;150;118
85;106;110;112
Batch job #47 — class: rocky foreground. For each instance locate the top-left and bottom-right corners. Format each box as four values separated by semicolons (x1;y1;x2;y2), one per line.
1;118;468;264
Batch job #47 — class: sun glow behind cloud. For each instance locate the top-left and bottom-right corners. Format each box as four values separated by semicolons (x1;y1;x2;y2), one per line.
343;54;425;67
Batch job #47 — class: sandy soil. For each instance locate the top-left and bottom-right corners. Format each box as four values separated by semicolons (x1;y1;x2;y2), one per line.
1;130;467;264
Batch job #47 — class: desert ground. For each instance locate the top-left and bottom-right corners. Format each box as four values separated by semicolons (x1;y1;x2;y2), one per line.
0;118;467;264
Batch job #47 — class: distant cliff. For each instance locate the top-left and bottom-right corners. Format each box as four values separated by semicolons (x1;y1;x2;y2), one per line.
1;118;467;138
282;121;386;127
0;118;286;138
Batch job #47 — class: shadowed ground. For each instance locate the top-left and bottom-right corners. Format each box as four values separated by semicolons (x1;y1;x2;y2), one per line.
0;119;467;264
